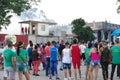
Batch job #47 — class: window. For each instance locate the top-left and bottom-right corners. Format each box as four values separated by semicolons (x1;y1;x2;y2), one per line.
41;25;45;31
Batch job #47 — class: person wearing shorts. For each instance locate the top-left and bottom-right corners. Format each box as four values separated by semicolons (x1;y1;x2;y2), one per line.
62;42;72;80
70;39;81;80
16;42;30;80
89;42;100;80
85;42;92;80
3;40;16;80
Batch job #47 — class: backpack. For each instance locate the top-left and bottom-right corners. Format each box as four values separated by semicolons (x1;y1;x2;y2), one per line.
100;47;110;63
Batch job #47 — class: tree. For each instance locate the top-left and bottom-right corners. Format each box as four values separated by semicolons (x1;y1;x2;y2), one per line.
0;0;40;30
71;18;95;42
117;0;120;13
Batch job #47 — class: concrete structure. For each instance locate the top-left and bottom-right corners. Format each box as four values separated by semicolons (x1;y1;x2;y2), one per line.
86;21;120;42
19;20;57;43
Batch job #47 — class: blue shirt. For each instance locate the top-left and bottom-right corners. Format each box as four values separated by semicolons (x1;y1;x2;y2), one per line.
50;46;58;61
28;47;33;59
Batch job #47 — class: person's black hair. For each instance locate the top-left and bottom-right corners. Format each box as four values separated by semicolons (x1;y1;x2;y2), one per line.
34;45;38;49
94;42;99;54
17;41;23;56
52;41;56;45
29;40;33;44
73;39;77;44
65;42;69;46
37;43;40;47
30;43;33;47
115;39;119;44
47;41;51;46
94;42;98;48
111;42;114;45
88;42;92;48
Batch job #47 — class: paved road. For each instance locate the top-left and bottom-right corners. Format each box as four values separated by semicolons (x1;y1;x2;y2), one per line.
0;62;119;80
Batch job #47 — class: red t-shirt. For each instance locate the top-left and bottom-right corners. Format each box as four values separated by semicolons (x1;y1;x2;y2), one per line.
71;45;81;62
45;46;51;57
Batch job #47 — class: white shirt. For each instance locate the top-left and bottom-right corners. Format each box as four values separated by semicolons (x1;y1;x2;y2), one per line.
79;44;86;53
62;48;71;63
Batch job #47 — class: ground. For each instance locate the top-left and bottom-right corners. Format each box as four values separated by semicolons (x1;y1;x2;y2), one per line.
0;62;119;80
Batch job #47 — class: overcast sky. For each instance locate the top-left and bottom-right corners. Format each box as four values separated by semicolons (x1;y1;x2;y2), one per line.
40;0;120;24
0;0;120;34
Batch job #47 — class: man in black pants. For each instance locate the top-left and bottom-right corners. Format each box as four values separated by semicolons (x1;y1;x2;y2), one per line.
110;40;120;80
58;40;65;71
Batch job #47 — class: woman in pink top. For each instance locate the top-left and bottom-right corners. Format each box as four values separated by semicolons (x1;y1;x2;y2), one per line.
89;42;100;80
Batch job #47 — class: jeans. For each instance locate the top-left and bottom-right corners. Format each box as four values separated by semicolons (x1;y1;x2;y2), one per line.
101;62;109;80
60;55;63;69
45;57;50;76
50;60;58;76
110;63;120;80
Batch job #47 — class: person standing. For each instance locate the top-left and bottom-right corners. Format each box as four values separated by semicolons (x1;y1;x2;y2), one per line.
32;44;41;76
70;39;81;80
49;41;60;80
89;42;100;80
79;41;86;65
85;42;92;80
45;41;51;76
16;42;30;80
59;40;65;71
3;41;16;80
27;43;33;71
99;41;110;80
110;40;120;80
62;42;72;80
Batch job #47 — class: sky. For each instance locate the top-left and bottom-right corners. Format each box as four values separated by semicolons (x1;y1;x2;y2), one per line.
40;0;120;24
0;0;120;34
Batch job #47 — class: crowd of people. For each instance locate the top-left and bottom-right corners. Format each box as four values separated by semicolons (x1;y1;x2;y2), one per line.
0;38;120;80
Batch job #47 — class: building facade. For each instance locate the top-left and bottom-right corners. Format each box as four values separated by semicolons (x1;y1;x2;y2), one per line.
86;21;120;42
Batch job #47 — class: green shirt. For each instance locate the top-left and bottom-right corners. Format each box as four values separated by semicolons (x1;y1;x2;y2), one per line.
110;45;120;64
85;48;91;60
16;49;28;62
3;49;16;67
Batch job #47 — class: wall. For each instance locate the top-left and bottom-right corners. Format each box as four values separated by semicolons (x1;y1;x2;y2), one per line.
37;23;49;36
0;34;28;47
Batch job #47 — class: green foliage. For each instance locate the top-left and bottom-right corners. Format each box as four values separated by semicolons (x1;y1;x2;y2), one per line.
0;0;40;30
71;18;95;42
117;0;120;13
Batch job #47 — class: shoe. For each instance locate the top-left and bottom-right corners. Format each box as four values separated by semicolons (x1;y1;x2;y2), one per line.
60;68;63;71
33;73;35;75
35;74;40;76
56;77;60;80
68;77;73;80
49;77;52;80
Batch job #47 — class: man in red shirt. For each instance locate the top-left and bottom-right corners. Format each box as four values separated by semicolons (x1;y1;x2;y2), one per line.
45;41;51;76
70;39;81;80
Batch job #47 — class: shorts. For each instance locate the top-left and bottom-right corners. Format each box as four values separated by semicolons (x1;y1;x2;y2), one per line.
72;61;80;69
90;60;100;66
63;63;71;69
16;62;28;72
81;53;86;60
4;67;15;79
